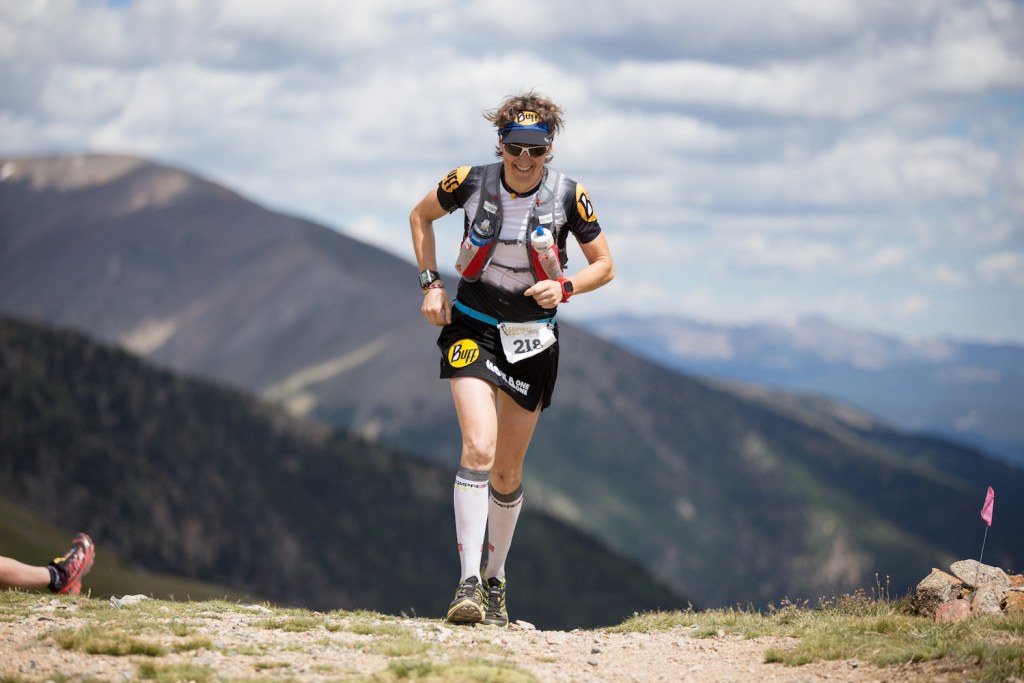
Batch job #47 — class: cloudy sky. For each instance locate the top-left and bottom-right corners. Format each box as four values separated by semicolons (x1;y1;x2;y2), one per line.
3;0;1023;342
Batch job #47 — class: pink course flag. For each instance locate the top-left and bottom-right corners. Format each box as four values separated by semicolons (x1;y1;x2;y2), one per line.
980;486;995;527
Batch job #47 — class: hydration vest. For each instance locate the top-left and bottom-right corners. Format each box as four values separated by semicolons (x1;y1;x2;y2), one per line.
459;162;566;283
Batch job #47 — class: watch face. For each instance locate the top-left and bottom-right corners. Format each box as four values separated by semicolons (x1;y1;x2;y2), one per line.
563;280;574;293
419;270;439;288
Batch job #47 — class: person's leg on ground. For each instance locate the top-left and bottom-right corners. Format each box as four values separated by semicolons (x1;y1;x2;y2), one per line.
482;392;542;626
447;377;498;623
0;533;95;595
0;556;51;590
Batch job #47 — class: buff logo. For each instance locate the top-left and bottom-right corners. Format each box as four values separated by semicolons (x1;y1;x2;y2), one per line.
515;111;541;126
441;166;470;193
576;184;597;222
448;339;480;367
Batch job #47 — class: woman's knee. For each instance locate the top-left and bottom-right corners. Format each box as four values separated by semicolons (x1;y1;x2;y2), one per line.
460;434;496;469
489;467;522;494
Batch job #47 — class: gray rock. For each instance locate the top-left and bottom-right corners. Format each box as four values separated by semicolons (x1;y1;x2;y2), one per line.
912;568;963;617
109;594;149;609
950;560;1010;589
971;585;1005;615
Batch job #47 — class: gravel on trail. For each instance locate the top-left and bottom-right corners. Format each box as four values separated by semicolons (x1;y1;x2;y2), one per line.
0;598;972;682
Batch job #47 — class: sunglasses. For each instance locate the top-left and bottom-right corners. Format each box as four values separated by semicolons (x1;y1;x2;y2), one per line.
503;143;549;158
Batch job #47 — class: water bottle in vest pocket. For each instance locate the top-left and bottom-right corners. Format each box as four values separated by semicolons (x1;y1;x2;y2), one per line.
530;226;562;280
454;219;493;280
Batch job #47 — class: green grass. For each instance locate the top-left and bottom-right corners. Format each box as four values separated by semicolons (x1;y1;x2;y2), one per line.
609;591;1024;681
253;614;325;632
136;662;214;683
345;621;409;637
51;624;166;656
364;658;537;682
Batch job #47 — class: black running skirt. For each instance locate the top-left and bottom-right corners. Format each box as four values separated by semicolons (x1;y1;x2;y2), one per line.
437;307;559;411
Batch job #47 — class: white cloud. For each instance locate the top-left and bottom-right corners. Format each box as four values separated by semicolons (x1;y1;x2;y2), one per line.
920;264;970;289
1;0;1022;342
731;234;841;273
863;245;911;273
594;1;1023;119
892;294;932;318
976;252;1024;287
804;133;1000;204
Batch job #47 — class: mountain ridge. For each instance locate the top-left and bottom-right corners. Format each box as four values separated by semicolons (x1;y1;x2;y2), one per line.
580;313;1024;466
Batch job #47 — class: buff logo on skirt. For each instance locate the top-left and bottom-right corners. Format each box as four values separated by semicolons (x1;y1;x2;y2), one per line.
448;339;480;367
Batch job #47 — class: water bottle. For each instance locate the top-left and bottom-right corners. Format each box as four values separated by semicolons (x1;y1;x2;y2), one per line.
454;219;493;276
531;226;562;280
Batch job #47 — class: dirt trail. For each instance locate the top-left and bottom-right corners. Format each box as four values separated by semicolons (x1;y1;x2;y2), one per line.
0;598;969;682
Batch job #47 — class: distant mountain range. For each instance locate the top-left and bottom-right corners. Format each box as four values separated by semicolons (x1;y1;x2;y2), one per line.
579;315;1024;467
2;153;1022;609
0;314;684;628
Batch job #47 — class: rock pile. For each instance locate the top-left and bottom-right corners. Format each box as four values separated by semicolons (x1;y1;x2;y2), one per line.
912;559;1024;621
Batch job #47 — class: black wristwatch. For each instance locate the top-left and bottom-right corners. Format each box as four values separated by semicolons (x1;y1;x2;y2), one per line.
419;269;441;290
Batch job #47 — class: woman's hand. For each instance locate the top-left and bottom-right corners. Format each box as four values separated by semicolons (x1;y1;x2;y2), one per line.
524;279;563;309
422;287;452;326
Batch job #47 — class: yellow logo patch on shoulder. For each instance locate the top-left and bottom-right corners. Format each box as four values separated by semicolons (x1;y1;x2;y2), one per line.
575;183;597;222
441;166;471;193
447;339;481;368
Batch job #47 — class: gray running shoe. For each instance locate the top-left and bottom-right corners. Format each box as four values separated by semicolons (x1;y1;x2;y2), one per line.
481;576;508;627
446;576;485;624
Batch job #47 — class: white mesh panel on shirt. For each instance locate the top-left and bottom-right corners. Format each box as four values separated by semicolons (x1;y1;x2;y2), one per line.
481;192;535;292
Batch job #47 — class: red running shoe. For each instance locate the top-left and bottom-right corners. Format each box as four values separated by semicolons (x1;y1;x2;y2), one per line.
49;533;95;595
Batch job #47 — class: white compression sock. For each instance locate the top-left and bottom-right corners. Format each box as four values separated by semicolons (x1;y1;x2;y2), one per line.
453;466;490;581
484;484;523;581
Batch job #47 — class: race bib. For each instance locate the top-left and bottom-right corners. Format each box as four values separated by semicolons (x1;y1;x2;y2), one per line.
497;322;556;364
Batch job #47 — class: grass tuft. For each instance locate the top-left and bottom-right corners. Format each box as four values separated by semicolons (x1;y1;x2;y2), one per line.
51;625;165;656
372;635;431;657
371;657;537;682
253;615;324;632
346;621;409;638
137;662;213;683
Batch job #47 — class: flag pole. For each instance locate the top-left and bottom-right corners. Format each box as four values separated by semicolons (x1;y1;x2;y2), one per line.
979;486;994;564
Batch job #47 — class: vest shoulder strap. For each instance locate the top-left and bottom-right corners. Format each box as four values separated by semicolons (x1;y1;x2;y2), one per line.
478;164;564;228
472;162;504;231
466;164;567;283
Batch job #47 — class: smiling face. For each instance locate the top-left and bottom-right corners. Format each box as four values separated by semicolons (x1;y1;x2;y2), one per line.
500;140;550;194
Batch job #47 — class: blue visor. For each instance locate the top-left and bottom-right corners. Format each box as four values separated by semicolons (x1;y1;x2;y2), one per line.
500;112;552;145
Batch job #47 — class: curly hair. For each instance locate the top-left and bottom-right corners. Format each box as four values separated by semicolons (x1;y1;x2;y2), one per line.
484;90;564;160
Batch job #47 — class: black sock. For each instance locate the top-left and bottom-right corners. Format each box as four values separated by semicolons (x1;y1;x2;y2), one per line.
46;564;61;592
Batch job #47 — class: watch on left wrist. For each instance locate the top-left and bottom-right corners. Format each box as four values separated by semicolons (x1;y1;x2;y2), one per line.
419;269;441;290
